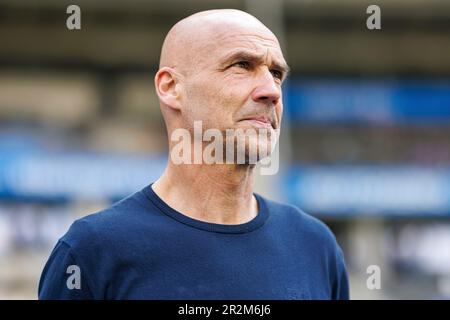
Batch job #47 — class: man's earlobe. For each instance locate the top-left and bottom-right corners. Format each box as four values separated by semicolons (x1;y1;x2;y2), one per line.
155;67;182;111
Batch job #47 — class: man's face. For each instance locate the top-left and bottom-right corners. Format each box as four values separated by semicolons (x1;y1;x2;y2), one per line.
180;24;288;163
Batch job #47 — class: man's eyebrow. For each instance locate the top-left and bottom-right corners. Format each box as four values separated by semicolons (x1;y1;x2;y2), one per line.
221;50;290;75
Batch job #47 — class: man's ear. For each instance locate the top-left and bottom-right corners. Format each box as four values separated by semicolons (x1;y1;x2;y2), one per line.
154;67;183;111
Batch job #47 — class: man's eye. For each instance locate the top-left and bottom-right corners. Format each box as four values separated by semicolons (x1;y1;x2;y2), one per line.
270;69;283;80
232;61;250;69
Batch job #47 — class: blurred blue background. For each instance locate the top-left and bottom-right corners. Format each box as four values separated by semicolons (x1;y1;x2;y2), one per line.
0;0;449;299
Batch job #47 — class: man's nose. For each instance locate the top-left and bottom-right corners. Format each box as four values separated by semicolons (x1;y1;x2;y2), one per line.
251;69;281;105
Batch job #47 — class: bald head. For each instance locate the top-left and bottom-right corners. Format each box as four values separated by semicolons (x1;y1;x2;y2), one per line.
159;9;280;72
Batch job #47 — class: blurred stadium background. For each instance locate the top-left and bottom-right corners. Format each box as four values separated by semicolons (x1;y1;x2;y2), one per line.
1;0;450;299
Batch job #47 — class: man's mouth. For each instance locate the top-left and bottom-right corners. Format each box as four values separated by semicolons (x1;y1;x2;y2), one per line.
240;116;275;129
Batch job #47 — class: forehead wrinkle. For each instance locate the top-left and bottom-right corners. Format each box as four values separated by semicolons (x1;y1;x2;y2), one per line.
216;32;284;57
215;33;280;51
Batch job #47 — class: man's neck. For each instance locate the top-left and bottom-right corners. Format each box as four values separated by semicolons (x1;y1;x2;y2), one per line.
151;162;258;225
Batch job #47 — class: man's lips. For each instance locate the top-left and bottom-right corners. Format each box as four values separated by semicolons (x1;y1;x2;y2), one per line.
240;116;276;128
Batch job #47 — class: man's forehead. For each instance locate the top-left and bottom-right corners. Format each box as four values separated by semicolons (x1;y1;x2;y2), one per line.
213;22;280;47
214;34;287;68
209;27;286;60
160;10;288;71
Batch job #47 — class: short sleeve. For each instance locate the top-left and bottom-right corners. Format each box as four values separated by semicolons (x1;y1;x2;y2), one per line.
331;246;350;300
38;240;94;300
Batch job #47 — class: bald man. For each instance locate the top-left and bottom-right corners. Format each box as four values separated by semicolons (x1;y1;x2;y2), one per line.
39;9;349;300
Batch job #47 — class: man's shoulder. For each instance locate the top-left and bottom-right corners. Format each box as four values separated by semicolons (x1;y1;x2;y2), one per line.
60;188;157;249
263;196;340;249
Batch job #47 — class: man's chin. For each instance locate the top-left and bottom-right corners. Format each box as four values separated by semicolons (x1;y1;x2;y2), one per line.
232;142;275;164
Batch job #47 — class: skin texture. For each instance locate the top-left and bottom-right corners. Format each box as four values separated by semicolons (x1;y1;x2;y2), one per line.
152;9;289;225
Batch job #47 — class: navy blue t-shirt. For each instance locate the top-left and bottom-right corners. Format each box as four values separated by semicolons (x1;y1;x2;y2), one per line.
38;184;349;300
